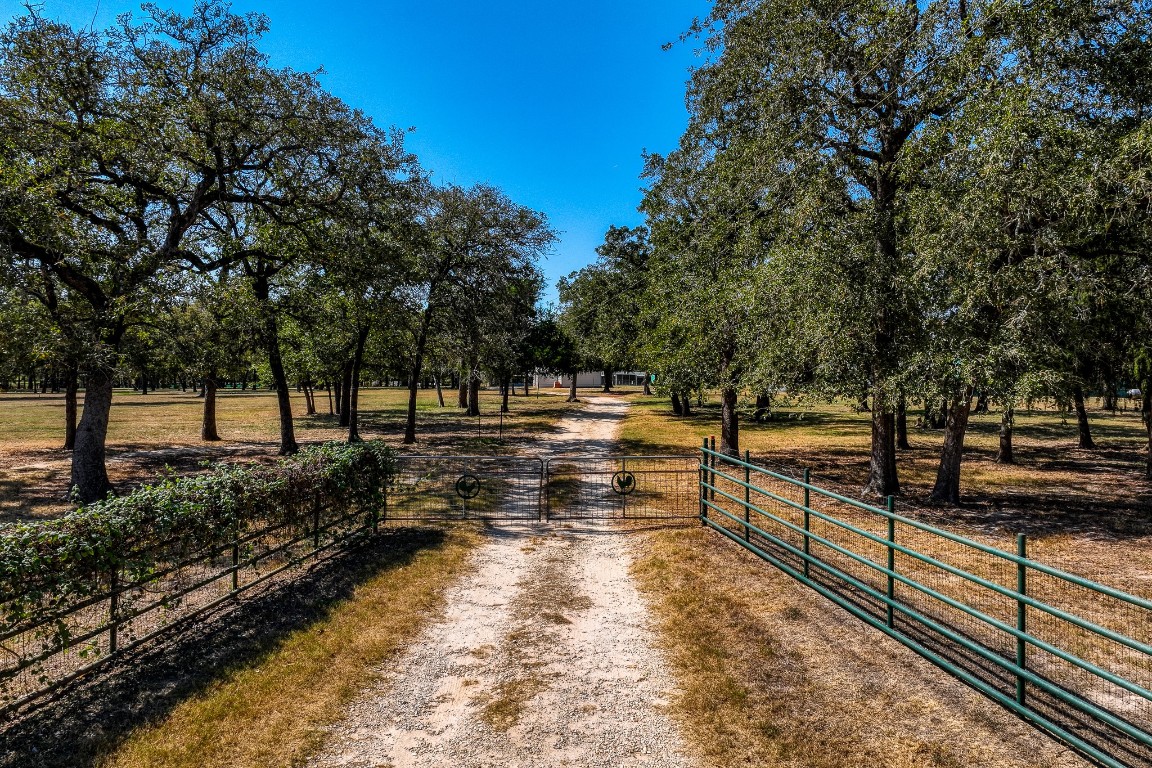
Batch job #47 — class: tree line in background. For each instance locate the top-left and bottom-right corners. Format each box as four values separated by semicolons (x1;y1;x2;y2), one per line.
0;2;571;503
3;0;1151;508
558;0;1152;499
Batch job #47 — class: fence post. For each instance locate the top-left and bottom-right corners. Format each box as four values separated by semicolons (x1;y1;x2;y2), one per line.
1016;533;1028;705
699;438;708;525
621;457;628;519
231;527;240;594
108;568;119;655
803;468;811;578
709;436;716;503
886;495;896;629
313;492;321;552
743;449;751;541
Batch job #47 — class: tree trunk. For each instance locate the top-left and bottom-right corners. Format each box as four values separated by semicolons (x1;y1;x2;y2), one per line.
70;369;113;503
338;361;353;428
404;313;435;444
458;363;469;408
863;408;899;498
63;367;78;451
467;370;481;416
327;384;334;415
681;391;693;417
753;393;771;422
973;390;989;413
348;327;368;443
254;279;297;455
671;392;683;416
202;373;221;441
929;386;974;504
501;375;511;413
642;373;652;396
602;369;613;393
997;405;1015;464
1143;386;1151;479
333;379;343;416
720;387;739;456
925;400;947;429
435;374;445;407
896;396;910;449
567;371;579;403
139;372;148;395
303;379;316;416
1072;385;1095;449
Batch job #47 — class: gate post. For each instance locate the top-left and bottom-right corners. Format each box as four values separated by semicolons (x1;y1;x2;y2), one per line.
743;449;751;541
1016;533;1028;705
699;438;708;525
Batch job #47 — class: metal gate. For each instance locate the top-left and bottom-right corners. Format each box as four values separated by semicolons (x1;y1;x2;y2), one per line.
387;455;545;521
384;455;697;521
544;455;699;520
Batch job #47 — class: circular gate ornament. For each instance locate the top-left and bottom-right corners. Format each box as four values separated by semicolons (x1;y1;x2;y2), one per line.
611;470;636;495
455;473;481;499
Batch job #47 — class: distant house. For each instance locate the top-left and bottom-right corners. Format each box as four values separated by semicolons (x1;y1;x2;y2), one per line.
533;371;649;389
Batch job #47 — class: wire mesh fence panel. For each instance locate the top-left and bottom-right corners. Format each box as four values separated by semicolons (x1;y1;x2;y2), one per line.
386;456;544;521
699;446;1152;768
545;456;698;520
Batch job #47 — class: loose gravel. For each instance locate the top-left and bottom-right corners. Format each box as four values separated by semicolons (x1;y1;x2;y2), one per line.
310;397;698;768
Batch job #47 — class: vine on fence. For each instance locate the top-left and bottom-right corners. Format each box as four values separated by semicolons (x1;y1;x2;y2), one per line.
0;441;394;638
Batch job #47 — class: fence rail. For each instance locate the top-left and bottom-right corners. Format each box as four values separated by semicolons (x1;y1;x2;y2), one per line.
699;442;1152;768
0;496;380;718
385;455;699;521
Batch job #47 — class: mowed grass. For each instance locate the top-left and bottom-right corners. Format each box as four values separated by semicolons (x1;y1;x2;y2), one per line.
0;386;583;522
94;526;480;768
633;526;1087;768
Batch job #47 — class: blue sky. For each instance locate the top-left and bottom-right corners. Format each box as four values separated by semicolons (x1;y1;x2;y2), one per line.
0;0;710;303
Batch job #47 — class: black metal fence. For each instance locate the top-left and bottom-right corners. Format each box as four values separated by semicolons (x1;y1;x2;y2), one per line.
545;455;699;520
383;455;699;522
0;495;380;717
387;456;545;521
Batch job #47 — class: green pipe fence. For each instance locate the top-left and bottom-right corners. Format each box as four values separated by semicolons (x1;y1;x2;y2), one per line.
699;444;1152;768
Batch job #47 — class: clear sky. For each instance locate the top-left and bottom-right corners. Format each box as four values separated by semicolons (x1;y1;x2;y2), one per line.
0;0;710;303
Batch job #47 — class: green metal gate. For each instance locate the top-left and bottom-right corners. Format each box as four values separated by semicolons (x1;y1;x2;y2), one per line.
698;441;1152;768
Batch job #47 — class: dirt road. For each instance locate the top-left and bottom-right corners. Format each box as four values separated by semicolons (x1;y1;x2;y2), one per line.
310;396;697;768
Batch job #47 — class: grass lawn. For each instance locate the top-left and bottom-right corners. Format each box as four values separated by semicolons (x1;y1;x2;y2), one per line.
0;386;583;522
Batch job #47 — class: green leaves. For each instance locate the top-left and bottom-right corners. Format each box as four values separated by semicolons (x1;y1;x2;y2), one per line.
0;441;394;619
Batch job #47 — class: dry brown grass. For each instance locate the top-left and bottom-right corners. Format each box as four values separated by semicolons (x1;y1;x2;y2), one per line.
632;524;1090;768
0;386;583;522
619;394;1151;537
97;525;480;768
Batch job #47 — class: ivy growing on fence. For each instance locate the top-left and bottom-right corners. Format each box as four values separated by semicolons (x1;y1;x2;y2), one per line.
0;441;393;645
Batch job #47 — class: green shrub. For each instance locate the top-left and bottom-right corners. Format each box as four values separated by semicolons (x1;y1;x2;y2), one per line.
0;441;394;627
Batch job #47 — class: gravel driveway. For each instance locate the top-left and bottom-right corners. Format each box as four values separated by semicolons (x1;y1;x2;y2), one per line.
309;397;698;768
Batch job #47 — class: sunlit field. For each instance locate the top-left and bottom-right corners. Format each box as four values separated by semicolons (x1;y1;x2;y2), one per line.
0;386;583;522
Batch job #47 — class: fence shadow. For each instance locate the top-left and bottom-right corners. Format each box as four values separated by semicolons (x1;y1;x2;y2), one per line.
0;527;446;768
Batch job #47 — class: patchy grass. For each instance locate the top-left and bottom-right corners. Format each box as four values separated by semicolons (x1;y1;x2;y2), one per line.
95;525;480;768
632;525;1088;768
619;394;1152;539
0;387;583;522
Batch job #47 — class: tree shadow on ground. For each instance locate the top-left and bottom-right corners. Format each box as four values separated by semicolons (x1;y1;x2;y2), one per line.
0;527;447;768
756;442;1152;539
